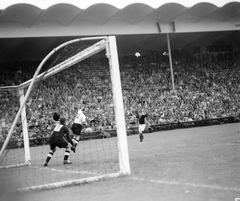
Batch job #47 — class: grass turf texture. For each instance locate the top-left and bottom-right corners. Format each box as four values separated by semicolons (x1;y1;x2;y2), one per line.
1;122;240;201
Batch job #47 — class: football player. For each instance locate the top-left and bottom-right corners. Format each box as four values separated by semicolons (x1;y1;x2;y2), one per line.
71;107;87;152
134;110;148;142
44;117;74;166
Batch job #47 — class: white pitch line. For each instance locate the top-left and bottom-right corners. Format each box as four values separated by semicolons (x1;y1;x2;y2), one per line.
132;177;240;192
30;165;98;175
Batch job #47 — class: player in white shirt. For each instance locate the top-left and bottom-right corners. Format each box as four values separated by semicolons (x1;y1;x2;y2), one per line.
71;108;87;152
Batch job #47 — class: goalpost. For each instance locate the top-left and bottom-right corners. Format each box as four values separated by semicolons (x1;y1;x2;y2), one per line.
0;36;130;192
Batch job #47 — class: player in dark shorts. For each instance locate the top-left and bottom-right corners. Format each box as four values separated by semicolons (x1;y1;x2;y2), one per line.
44;117;74;166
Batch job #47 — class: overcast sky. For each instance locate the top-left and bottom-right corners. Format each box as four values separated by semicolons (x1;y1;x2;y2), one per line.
0;0;234;9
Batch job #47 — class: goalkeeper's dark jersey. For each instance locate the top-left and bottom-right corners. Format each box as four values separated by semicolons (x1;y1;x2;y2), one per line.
50;124;73;145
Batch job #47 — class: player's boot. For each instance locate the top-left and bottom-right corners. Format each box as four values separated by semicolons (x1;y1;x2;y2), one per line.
44;162;48;167
71;145;76;153
63;160;72;165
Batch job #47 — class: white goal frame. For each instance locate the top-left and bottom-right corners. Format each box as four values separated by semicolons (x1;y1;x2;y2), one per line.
0;36;130;191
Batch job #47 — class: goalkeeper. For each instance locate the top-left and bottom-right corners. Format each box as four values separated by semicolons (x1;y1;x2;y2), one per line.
71;107;87;153
44;117;74;166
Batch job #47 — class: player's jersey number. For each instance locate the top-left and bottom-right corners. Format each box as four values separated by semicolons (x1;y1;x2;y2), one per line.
54;125;63;132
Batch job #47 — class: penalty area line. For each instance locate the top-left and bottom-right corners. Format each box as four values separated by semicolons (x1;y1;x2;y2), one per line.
132;177;240;192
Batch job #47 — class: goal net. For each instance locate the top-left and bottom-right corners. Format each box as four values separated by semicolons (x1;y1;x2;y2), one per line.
0;36;130;193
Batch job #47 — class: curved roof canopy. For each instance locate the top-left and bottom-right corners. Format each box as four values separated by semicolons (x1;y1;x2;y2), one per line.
0;1;239;62
0;2;239;37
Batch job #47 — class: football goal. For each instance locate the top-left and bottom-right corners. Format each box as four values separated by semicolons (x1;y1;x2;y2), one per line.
0;36;130;193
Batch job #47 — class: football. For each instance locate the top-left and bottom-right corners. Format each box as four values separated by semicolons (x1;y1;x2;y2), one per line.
85;127;93;134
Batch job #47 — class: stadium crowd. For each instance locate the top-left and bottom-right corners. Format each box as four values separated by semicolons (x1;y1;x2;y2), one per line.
0;50;239;143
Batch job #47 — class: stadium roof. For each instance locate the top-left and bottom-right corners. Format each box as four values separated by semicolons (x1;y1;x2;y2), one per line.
0;1;239;62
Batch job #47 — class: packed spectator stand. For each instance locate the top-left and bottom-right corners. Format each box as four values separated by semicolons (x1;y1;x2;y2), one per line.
0;50;239;146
